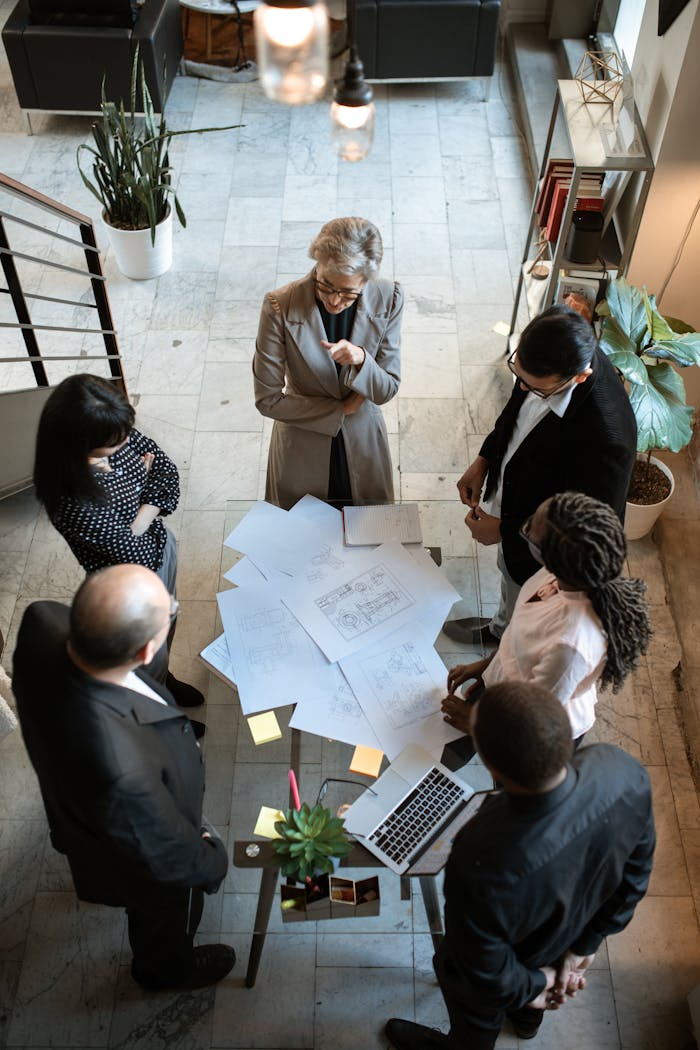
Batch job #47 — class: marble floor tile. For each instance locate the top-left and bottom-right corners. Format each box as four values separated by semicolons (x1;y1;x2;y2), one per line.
135;395;199;472
392;177;446;224
0;488;41;553
452;248;514;304
150;274;217;332
185;432;261;510
461;363;513;434
657;706;700;831
176;511;227;601
210;300;263;343
314;965;415;1050
196;363;262;433
390;133;443;177
400;473;463;502
337;161;392;200
400;276;457;335
215;248;279;303
8;893;124;1047
223;197;283;248
0;550;26;643
646;765;691;896
20;512;84;598
229;151;289;198
393;223;452;278
137;330;208;397
608;895;700;1050
399;332;461;399
169;599;218;696
398;398;467;473
212;932;316;1048
447;198;506;252
282;176;338;222
172;220;225;274
109;965;216;1050
0;819;46;962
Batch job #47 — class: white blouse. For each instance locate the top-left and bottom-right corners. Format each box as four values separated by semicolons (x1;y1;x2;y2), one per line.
482;567;607;738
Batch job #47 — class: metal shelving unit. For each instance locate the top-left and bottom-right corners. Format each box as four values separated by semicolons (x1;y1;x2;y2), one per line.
509;79;654;338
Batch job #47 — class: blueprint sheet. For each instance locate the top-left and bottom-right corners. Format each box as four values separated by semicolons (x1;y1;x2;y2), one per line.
340;622;463;760
289;674;381;750
223;500;317;576
282;540;450;663
217;582;339;715
199;632;236;686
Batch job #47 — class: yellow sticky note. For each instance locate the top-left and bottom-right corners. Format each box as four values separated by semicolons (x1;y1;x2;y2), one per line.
492;321;511;337
247;711;282;745
349;745;384;778
254;806;285;839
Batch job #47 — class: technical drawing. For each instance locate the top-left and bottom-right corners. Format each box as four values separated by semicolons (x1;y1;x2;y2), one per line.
359;642;436;729
315;563;414;641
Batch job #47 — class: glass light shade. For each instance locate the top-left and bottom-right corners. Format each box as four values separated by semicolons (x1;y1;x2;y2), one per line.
255;2;329;105
330;100;375;162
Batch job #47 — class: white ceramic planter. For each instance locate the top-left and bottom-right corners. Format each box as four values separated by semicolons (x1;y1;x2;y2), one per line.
624;455;675;541
102;207;173;280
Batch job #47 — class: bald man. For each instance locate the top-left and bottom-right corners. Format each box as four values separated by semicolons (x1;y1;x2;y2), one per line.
12;566;234;990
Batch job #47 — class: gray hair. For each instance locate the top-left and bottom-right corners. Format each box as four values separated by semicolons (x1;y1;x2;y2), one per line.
309;217;383;279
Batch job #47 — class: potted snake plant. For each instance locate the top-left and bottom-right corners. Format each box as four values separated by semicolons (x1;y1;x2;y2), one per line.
596;276;700;538
77;51;241;279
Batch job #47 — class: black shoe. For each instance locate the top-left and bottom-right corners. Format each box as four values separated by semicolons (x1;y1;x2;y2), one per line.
131;944;236;990
166;672;205;708
385;1019;448;1049
441;618;500;648
191;719;206;739
509;1007;543;1040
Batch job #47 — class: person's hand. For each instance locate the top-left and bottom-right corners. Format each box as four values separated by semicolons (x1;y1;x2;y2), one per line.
342;391;365;415
457;457;488;507
465;506;501;545
130;504;161;536
446;659;491;695
527;967;562;1011
141;452;154;473
323;338;366;367
441;693;476;733
554;951;595;1000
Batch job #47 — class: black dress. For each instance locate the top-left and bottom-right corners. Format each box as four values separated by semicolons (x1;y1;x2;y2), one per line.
317;298;358;509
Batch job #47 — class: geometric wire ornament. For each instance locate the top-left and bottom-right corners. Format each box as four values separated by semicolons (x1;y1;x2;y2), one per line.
574;51;624;105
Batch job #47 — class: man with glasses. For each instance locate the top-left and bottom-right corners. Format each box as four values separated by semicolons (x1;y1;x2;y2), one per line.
12;565;235;991
443;304;636;646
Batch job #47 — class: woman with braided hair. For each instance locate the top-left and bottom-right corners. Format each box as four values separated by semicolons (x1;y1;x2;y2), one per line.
442;491;651;749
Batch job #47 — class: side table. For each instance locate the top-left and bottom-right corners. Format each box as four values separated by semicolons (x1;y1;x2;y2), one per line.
180;0;259;65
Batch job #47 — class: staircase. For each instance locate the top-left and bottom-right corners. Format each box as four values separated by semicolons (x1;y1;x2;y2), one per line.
0;172;126;498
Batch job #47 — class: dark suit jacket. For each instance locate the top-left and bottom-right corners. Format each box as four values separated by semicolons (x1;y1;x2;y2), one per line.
480;348;637;585
12;601;228;907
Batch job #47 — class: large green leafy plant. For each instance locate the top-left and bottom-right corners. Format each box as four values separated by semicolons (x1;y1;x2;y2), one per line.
273;803;352;882
596;277;700;453
77;53;240;243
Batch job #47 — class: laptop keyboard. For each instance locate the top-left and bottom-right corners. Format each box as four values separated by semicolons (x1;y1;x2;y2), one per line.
368;768;465;866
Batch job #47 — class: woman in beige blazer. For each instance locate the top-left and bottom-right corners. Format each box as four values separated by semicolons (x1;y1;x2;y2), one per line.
253;217;403;510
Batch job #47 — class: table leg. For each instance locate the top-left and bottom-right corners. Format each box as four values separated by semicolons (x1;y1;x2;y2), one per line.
418;875;444;954
245;865;278;988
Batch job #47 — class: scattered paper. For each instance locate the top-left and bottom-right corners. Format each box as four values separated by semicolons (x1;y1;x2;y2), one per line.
492;321;511;336
254;806;285;838
340;622;462;760
349;745;384;778
247;710;283;745
343;503;422;545
223;500;316;576
289;672;381;750
224;557;269;586
199;632;236;685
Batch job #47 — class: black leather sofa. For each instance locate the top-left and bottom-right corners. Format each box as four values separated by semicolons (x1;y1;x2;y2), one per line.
349;0;501;81
2;0;183;117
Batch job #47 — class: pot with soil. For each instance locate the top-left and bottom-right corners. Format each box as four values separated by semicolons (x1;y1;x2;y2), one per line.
625;454;675;540
596;278;700;538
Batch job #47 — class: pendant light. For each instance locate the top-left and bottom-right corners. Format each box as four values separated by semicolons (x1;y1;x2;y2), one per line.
254;0;329;105
330;48;374;161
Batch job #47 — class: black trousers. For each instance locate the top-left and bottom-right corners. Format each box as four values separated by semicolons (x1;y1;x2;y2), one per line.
435;949;544;1048
127;885;204;980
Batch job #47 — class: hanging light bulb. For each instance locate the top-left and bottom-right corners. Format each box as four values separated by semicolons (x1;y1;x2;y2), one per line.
254;1;329;106
330;48;375;162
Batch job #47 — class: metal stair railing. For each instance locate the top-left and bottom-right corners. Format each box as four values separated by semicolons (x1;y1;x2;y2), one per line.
0;171;126;392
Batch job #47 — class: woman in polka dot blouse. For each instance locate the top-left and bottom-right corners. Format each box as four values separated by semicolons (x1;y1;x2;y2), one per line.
33;374;204;714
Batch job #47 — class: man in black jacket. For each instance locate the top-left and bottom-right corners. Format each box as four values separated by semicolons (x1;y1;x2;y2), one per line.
386;681;655;1049
444;305;637;646
12;564;234;990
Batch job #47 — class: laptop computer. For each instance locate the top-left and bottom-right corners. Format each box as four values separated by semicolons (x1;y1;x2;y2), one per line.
343;744;490;875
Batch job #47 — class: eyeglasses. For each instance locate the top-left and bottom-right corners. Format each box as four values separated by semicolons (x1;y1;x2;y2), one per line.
507;351;573;400
169;597;180;623
518;515;542;558
313;270;364;303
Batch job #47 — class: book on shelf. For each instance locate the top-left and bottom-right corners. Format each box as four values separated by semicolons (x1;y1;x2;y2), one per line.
535;158;573;224
544;175;605;242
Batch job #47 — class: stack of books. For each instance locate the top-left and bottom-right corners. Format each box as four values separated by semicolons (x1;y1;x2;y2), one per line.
535;159;605;243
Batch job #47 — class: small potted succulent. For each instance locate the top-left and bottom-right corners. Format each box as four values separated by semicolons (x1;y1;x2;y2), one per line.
596;276;700;538
273;802;352;883
77;51;241;280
